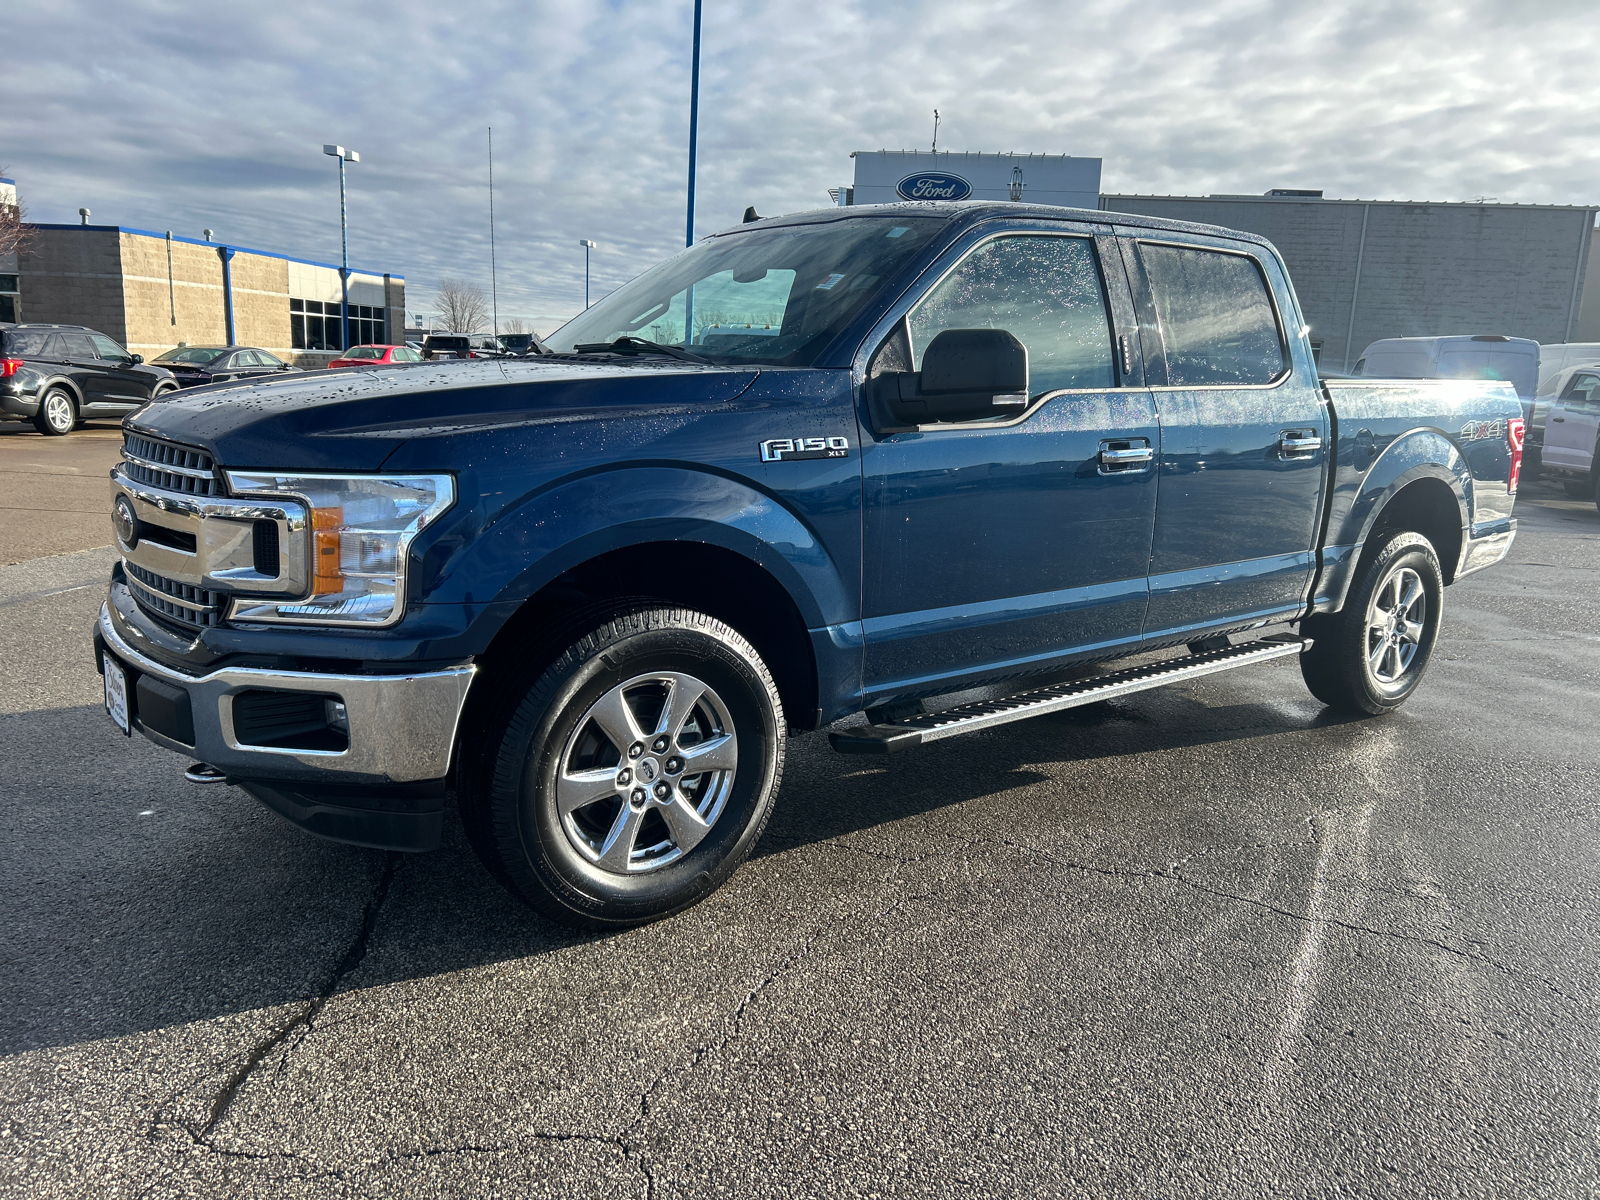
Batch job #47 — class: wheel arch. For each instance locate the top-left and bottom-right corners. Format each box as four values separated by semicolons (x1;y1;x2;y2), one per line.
1313;430;1471;613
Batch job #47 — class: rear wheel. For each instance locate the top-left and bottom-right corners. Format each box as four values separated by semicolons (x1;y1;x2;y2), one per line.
1300;531;1443;715
460;607;785;928
33;389;75;436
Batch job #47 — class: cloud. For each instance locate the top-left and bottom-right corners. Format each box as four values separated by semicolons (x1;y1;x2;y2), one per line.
2;0;1596;331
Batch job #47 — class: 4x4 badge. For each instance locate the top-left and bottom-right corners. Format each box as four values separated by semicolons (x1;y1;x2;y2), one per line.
760;436;849;462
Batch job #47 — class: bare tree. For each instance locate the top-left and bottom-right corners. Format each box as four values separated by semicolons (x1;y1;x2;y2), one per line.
0;168;33;262
502;316;529;335
435;278;490;333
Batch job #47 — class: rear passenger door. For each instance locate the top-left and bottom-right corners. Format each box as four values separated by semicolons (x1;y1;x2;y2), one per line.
61;332;112;407
859;224;1160;701
1122;234;1327;641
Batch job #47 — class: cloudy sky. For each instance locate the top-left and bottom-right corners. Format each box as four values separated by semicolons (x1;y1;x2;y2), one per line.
4;0;1597;331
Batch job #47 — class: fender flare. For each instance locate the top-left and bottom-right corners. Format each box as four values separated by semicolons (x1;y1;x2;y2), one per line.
39;375;86;408
423;464;853;633
1312;429;1471;612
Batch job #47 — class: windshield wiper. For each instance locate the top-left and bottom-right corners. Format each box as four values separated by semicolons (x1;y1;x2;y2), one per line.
570;336;711;365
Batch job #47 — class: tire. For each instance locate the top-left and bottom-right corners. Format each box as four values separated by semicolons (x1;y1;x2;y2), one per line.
32;388;76;436
1300;531;1443;716
460;607;785;928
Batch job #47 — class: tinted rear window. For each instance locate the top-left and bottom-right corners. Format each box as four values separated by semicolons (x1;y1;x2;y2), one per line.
346;346;386;359
425;337;470;350
1140;243;1285;386
3;330;58;356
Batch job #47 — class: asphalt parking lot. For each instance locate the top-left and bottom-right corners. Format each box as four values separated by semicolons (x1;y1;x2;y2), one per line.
2;427;1597;1196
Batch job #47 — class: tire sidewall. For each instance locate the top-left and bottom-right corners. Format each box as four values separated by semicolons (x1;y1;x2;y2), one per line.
1346;534;1443;710
501;613;782;924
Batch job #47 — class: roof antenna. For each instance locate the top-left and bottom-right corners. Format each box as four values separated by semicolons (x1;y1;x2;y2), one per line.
743;206;761;223
931;109;940;153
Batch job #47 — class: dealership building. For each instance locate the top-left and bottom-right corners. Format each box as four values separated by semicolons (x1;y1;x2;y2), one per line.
8;222;404;363
841;151;1600;363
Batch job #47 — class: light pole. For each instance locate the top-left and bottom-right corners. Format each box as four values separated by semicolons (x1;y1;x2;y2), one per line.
685;0;702;248
322;144;360;350
579;240;598;309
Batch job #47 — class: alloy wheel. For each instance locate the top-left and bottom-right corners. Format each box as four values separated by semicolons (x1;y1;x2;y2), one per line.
555;671;738;874
1365;565;1426;685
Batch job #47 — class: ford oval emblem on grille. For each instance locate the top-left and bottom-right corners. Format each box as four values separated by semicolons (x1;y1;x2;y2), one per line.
113;495;139;549
896;172;972;201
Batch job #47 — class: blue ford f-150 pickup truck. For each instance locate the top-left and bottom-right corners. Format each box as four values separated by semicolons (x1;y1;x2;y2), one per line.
95;201;1524;926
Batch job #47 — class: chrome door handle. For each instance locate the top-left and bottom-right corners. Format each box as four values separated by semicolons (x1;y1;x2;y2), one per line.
1280;433;1323;455
1098;440;1155;473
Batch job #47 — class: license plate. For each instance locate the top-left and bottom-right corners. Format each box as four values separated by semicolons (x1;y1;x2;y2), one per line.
103;654;130;736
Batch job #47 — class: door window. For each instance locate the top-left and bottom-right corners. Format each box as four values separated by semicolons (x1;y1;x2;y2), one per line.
1561;372;1600;408
88;333;129;361
62;333;98;360
908;235;1115;396
256;350;284;367
1139;244;1285;386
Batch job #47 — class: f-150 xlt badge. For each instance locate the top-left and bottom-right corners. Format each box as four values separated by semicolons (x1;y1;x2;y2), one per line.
759;436;850;462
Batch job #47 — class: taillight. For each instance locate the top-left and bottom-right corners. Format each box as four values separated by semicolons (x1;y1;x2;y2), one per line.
0;358;21;378
1507;417;1525;493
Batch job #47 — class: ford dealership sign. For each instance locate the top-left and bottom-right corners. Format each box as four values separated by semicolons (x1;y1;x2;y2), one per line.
896;172;972;201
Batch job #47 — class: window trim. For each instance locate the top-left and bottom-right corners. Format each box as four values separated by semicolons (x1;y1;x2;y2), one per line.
1131;237;1294;393
854;221;1143;435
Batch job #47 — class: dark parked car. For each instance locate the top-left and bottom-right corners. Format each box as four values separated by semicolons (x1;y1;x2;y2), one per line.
150;346;300;388
0;323;178;435
420;334;477;360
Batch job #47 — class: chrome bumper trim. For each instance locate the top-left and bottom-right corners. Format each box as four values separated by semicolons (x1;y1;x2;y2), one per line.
98;602;476;782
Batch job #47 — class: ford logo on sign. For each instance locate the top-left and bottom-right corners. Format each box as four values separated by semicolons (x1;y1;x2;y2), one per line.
896;172;972;201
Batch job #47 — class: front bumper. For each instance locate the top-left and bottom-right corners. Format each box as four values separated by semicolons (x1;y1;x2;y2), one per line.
96;602;476;850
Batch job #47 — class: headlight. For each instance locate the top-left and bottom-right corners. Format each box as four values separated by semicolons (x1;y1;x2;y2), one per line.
223;472;455;626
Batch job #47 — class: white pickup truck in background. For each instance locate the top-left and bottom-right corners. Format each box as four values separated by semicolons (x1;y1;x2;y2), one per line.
1539;365;1600;507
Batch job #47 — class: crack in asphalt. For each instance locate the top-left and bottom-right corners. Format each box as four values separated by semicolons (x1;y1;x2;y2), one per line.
529;886;938;1198
161;853;400;1147
946;830;1593;1011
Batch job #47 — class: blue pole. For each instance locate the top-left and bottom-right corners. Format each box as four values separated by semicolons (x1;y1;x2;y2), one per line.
338;155;350;351
685;0;701;249
219;247;236;346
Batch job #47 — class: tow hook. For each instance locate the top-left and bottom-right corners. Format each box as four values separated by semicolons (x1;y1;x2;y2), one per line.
183;763;230;785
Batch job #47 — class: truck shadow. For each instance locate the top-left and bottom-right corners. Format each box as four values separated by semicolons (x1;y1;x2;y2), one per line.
1;685;1366;1056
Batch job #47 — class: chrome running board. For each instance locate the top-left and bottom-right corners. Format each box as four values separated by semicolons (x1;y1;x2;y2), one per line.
829;636;1307;754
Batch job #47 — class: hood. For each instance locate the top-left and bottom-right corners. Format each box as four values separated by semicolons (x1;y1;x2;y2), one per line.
125;357;758;472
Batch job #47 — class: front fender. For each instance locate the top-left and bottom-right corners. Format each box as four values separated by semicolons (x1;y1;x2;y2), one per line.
419;465;853;631
1312;429;1470;612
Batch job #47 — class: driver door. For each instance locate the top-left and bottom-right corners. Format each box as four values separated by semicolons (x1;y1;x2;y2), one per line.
1544;369;1600;475
858;226;1159;703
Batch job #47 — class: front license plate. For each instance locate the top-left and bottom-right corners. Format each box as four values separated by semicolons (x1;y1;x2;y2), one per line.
103;654;130;736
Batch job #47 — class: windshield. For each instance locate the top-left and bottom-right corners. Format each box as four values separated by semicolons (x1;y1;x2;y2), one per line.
345;346;386;359
545;216;949;366
155;347;229;365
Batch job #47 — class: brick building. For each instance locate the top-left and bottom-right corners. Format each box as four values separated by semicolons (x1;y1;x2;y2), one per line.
0;177;18;323
1099;192;1599;370
10;223;404;363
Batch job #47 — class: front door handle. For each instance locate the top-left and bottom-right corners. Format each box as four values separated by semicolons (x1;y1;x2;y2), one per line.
1551;416;1566;423
1098;439;1154;473
1280;431;1323;456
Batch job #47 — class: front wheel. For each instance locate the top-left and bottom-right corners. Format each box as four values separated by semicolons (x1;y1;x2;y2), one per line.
1300;531;1444;715
460;607;785;928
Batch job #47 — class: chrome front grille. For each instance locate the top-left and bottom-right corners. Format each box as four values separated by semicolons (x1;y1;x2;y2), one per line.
125;561;224;629
121;433;218;497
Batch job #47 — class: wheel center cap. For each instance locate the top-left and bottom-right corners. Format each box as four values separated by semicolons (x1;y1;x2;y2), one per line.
637;758;658;784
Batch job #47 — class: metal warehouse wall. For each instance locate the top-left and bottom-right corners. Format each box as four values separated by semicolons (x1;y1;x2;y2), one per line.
1100;195;1597;371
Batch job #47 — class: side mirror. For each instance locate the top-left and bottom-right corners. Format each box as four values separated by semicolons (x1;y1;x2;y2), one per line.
129;354;144;365
876;328;1029;424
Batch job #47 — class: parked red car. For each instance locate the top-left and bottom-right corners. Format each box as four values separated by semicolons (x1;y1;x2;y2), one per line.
326;345;425;369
